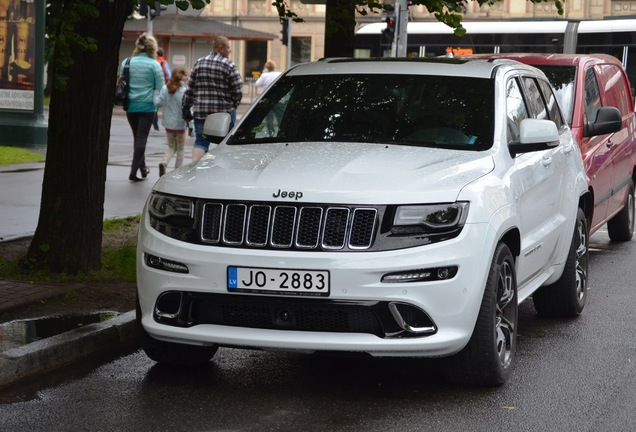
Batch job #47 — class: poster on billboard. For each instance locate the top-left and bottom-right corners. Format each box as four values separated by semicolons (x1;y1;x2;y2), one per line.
0;0;35;111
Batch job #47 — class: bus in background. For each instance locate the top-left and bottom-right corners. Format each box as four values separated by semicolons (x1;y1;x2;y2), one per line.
354;19;636;89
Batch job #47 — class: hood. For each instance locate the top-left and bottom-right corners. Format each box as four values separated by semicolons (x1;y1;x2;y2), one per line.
155;142;494;204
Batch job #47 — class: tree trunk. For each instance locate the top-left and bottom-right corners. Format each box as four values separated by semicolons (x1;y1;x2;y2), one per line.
26;1;133;273
324;0;356;58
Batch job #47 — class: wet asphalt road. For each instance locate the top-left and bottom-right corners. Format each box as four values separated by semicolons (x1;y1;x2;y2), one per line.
0;228;635;431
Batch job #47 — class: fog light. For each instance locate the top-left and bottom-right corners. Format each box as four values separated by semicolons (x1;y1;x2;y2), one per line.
437;267;450;279
147;255;162;267
145;253;189;274
381;266;458;283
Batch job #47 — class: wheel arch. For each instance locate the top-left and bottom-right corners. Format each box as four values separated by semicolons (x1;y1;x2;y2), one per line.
499;227;520;260
578;191;593;225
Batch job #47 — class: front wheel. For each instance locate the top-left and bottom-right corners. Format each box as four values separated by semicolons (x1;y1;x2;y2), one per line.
533;207;588;317
136;297;218;367
607;181;634;242
445;243;518;386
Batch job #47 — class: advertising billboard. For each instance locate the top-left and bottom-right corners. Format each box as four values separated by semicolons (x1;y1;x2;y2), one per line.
0;0;35;111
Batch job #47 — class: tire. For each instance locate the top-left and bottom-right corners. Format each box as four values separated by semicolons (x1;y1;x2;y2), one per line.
445;243;517;386
136;297;218;367
607;181;634;242
533;207;588;317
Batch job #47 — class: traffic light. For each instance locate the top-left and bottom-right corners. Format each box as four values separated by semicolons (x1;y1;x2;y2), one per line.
280;18;289;46
382;15;396;45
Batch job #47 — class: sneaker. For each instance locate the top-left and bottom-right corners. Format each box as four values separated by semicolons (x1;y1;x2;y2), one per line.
159;162;166;177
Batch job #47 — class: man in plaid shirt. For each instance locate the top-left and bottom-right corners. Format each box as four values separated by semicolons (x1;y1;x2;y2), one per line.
183;36;243;161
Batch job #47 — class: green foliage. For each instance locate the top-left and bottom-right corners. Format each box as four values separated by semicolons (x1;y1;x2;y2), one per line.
95;216;140;282
103;214;141;231
100;243;137;282
273;0;565;37
45;0;102;91
148;0;208;10
0;216;140;284
0;147;46;166
46;1;210;92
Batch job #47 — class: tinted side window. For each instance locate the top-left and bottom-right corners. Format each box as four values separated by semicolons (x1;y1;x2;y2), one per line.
534;65;576;126
537;78;564;129
598;64;632;116
506;78;529;144
521;77;548;120
584;68;602;124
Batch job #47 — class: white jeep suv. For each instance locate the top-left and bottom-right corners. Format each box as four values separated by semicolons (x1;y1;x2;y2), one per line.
137;58;590;386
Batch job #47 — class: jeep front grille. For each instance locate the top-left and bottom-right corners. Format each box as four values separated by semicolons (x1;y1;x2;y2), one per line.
201;203;378;251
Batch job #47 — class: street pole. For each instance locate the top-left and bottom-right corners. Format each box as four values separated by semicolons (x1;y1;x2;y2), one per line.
286;18;292;69
391;0;408;57
147;12;153;35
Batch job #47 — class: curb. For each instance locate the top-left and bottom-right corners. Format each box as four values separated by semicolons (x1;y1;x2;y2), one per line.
0;162;45;174
0;310;139;389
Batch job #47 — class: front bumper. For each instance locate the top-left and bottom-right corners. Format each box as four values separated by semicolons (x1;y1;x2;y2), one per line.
137;214;496;357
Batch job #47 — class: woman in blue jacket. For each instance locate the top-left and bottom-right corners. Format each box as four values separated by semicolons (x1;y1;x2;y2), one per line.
119;33;164;182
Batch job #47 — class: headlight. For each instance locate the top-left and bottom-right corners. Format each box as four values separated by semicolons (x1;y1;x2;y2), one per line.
148;192;194;220
392;202;469;234
147;192;196;241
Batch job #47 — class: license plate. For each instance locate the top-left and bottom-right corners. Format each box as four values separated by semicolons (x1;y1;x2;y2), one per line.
227;266;330;296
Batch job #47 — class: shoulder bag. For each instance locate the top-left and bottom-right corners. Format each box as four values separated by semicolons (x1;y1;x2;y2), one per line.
115;57;131;110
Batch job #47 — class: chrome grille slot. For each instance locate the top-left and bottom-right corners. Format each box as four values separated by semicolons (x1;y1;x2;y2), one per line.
350;208;377;249
224;204;247;244
296;207;323;248
201;203;223;243
200;201;378;251
246;205;271;246
271;206;296;247
322;208;350;249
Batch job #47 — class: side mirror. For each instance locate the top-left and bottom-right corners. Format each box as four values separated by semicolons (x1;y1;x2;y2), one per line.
509;118;560;156
584;106;622;137
203;113;232;144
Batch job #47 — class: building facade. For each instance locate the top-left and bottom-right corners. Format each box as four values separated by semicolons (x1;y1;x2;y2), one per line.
201;0;636;76
120;0;636;96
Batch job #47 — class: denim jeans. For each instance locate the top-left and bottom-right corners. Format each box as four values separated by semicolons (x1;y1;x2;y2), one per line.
126;111;154;178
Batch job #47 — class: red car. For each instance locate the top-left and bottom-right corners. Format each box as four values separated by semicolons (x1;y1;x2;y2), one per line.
462;53;636;240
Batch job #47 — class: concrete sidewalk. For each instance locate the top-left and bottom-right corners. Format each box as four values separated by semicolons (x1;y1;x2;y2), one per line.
0;102;255;389
0;280;69;313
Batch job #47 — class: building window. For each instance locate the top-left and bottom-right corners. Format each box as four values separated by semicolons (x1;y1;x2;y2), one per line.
244;41;267;79
291;36;311;65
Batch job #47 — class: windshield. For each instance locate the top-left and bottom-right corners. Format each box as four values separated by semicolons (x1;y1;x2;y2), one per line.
232;74;494;150
533;65;576;126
